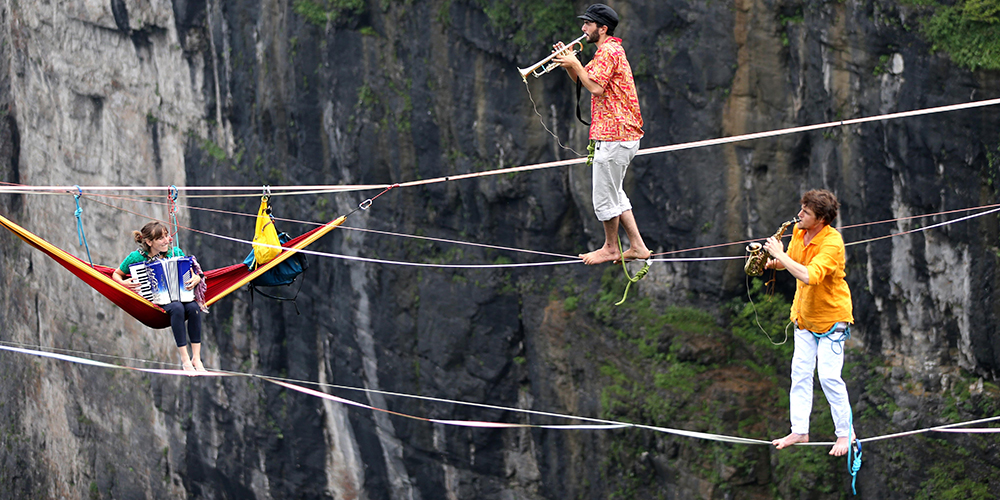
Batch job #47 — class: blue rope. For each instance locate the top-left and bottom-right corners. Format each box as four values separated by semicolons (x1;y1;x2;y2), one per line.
811;322;851;355
168;185;180;251
73;186;94;267
848;410;862;495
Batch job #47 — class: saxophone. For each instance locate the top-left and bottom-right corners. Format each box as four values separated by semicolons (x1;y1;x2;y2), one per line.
744;217;800;276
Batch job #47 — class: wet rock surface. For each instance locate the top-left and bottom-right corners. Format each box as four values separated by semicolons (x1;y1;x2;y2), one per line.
1;0;1000;498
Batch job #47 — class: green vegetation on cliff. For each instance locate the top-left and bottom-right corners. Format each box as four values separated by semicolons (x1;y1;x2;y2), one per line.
293;0;366;27
903;0;1000;71
580;273;846;497
473;0;577;52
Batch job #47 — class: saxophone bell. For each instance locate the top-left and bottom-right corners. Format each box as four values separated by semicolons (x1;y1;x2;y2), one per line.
744;217;801;276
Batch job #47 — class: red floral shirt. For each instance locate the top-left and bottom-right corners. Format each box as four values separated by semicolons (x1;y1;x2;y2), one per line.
585;37;644;141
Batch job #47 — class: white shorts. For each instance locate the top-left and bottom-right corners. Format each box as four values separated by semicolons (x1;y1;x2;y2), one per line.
592;140;640;221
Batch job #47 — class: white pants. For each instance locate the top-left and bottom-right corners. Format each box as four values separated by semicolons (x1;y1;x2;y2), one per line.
789;324;854;438
592;140;640;221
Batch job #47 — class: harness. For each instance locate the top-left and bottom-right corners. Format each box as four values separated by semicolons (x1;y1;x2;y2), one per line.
808;321;851;355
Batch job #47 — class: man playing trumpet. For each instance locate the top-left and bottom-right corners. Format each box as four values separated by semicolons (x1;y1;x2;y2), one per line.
763;189;855;457
554;3;649;265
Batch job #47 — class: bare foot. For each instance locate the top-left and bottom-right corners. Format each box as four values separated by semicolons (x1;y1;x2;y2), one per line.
829;437;851;456
579;247;620;265
617;247;651;263
192;359;206;372
182;361;196;373
772;433;809;450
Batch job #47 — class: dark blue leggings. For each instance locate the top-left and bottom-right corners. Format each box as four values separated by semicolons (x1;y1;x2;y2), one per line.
161;301;201;347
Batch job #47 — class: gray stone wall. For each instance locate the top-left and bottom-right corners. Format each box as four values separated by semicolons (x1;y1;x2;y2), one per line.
1;0;999;498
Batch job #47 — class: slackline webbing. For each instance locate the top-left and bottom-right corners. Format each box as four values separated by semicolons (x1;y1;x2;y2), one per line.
2;342;998;447
92;202;1000;270
3;97;999;197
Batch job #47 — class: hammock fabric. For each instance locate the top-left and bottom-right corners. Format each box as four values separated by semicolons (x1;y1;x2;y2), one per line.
0;213;345;329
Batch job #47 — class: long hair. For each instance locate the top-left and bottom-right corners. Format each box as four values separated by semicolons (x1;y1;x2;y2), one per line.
132;221;169;255
801;189;840;225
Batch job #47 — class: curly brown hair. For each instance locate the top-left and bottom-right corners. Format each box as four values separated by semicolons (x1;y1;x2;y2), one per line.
801;189;839;225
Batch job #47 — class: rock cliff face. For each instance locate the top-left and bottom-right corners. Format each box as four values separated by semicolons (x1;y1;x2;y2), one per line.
2;0;1000;499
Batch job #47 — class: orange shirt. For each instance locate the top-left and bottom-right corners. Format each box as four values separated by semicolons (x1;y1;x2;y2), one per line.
787;224;854;332
585;38;644;141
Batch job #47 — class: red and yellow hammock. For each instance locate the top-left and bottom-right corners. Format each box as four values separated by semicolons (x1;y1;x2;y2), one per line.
0;213;345;329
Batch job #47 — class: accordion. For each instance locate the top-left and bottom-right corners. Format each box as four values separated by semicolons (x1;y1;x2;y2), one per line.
129;256;196;305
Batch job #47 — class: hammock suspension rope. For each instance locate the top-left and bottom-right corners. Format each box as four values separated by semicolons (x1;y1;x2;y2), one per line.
72;185;94;267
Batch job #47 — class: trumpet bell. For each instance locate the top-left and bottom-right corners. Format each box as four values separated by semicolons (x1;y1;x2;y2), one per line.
518;34;588;82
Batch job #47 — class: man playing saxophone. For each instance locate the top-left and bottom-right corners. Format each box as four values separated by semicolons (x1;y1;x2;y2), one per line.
553;3;649;265
763;189;855;457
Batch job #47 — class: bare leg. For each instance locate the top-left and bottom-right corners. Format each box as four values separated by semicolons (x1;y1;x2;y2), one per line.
580;217;622;265
772;433;809;450
191;343;206;371
177;346;195;372
617;210;650;261
830;437;850;456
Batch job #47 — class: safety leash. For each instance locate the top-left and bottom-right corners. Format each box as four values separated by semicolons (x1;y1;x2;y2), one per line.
848;411;862;494
614;234;650;306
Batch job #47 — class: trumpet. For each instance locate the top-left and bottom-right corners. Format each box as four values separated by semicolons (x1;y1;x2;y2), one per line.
518;34;588;82
744;217;800;276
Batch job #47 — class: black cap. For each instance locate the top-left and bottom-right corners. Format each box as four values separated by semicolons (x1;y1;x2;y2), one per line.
578;4;619;31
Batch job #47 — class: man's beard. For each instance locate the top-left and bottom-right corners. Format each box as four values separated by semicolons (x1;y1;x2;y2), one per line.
587;31;600;43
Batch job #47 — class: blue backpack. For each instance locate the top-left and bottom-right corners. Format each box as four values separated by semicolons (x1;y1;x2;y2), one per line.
243;232;309;310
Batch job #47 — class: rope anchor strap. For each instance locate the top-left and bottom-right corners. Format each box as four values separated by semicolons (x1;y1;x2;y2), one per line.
168;185;180;250
345;184;398;218
614;234;650;306
72;186;94;267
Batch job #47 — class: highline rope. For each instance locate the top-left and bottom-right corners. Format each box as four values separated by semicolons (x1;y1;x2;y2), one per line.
1;341;998;447
3;97;999;197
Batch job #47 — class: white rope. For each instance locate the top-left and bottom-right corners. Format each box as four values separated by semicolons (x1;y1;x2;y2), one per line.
190;225;749;269
193;228;584;268
339;225;579;260
633;97;1000;158
54;196;1000;271
857;415;1000;444
6;184;997;272
846;206;1000;247
201;202;992;269
0;184;384;194
393;97;1000;189
3;342;999;447
932;428;1000;433
73;188;1000;269
100;192;1000;262
4;97;998;196
649;256;744;262
0;340;628;426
